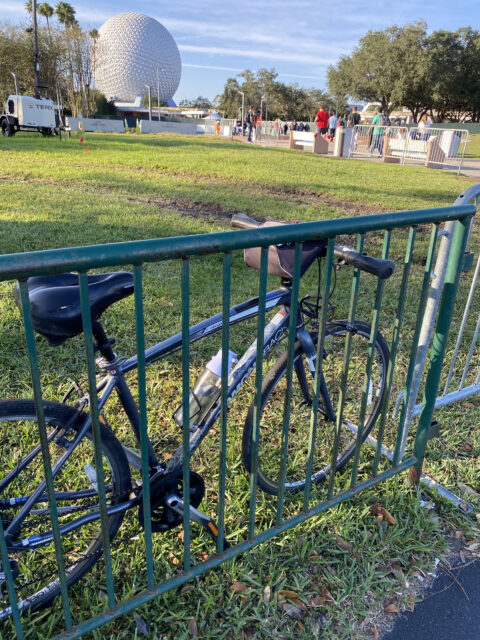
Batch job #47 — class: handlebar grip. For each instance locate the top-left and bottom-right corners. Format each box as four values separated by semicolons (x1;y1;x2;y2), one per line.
231;213;262;229
333;246;395;280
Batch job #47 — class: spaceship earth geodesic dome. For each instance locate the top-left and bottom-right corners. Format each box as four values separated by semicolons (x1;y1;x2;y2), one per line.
93;13;181;103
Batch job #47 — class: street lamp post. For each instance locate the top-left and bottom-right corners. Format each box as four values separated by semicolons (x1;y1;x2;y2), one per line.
238;90;245;134
156;67;165;121
33;0;40;98
145;85;152;121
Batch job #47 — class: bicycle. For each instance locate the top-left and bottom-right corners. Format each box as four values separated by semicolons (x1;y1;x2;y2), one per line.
0;214;394;618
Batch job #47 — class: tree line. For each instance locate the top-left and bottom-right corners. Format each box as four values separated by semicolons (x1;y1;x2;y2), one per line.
214;69;341;122
0;3;114;117
327;22;480;123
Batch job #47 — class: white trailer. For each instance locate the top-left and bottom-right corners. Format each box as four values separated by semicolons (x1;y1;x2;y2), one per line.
1;94;56;136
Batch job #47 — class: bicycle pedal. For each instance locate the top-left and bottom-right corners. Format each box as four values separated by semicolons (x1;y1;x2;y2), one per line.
166;496;229;550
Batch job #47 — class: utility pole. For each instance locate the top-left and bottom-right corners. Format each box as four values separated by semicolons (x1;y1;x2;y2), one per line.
33;0;40;98
238;90;245;133
145;85;152;121
156;69;161;120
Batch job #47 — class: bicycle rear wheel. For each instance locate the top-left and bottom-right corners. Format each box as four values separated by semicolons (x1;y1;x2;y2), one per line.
242;322;389;495
0;399;131;619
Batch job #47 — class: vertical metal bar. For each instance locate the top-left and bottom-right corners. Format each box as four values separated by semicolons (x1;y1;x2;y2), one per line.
248;247;268;539
217;253;231;553
19;281;73;629
393;225;439;465
303;238;334;506
276;243;302;523
78;273;116;610
133;266;154;591
350;230;391;488
181;259;191;571
373;227;416;475
410;216;471;483
459;313;480;390
326;235;364;500
0;518;24;638
443;254;480;394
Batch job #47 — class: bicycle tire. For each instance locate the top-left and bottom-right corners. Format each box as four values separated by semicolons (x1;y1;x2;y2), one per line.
0;399;131;619
242;322;389;495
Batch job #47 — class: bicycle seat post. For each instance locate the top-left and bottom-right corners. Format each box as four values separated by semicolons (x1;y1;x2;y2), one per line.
92;321;116;364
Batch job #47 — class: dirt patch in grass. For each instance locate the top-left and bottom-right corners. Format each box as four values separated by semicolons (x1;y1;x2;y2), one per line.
263;185;392;216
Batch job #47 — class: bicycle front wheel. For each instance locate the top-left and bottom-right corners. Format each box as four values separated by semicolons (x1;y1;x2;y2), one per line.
242;322;389;495
0;399;131;620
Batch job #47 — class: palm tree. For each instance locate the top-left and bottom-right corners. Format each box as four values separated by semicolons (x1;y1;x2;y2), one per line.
24;0;33;13
55;2;77;28
38;2;54;26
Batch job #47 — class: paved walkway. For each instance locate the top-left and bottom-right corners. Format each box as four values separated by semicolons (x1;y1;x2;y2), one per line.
233;134;480;180
384;559;480;640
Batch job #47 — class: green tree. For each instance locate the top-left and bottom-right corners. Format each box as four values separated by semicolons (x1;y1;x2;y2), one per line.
38;2;54;26
55;2;77;28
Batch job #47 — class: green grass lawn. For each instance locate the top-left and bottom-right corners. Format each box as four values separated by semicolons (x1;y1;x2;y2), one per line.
465;133;480;159
0;132;478;640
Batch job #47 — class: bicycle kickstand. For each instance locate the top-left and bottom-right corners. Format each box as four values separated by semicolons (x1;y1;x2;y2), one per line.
166;495;230;551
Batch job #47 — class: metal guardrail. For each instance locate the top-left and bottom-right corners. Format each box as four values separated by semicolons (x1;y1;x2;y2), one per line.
0;203;474;638
348;124;469;174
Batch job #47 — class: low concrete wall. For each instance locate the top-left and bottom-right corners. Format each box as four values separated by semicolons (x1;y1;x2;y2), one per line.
64;117;125;132
139;120;198;135
81;118;125;132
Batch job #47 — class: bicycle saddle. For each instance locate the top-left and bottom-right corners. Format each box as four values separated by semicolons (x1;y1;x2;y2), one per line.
14;272;134;346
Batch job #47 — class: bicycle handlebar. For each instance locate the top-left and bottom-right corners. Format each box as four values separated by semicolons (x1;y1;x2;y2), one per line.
231;213;395;280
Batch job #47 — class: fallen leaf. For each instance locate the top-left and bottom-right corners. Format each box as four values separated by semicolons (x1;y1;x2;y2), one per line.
297;621;305;632
229;581;248;593
370;626;379;639
463;402;475;409
408;596;415;612
333;534;361;560
457;482;480;497
181;585;195;595
370;503;396;525
279;602;303;618
467;542;480;551
278;590;299;600
384;603;399;613
309;550;320;559
333;533;352;552
454;530;464;539
390;562;404;575
169;553;180;566
134;613;149;636
290;598;308;611
263;585;271;603
476;514;480;522
188;618;198;636
308;589;334;606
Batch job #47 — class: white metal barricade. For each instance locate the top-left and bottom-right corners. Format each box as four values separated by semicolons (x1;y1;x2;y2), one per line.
348;124;469;174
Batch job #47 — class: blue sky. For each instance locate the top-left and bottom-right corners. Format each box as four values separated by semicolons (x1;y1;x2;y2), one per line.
1;0;478;103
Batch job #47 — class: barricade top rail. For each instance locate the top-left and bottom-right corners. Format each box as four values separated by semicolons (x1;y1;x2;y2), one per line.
0;205;474;281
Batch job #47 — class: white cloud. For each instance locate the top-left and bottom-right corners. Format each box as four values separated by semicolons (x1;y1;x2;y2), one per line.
179;44;334;66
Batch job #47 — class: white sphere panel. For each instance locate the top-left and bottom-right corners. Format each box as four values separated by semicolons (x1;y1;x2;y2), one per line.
93;13;181;103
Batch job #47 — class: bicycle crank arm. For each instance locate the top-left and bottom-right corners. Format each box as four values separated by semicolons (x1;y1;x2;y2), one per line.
166;496;229;550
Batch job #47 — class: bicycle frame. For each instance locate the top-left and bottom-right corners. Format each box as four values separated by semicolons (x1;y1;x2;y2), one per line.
4;285;326;550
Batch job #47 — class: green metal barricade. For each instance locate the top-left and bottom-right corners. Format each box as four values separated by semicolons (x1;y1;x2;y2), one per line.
0;203;474;639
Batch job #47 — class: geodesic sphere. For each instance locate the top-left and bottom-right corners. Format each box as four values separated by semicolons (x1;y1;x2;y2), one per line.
93;13;181;103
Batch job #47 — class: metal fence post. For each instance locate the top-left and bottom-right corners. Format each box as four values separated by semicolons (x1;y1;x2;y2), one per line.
409;215;472;484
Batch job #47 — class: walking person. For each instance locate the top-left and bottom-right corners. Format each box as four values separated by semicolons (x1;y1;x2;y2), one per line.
315;106;329;135
347;106;361;128
246;105;255;143
370;109;385;155
328;112;338;139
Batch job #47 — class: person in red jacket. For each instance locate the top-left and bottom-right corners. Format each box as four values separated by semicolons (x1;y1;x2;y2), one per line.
315;107;329;134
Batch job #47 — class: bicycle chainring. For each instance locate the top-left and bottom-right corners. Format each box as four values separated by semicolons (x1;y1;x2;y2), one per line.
138;470;205;533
